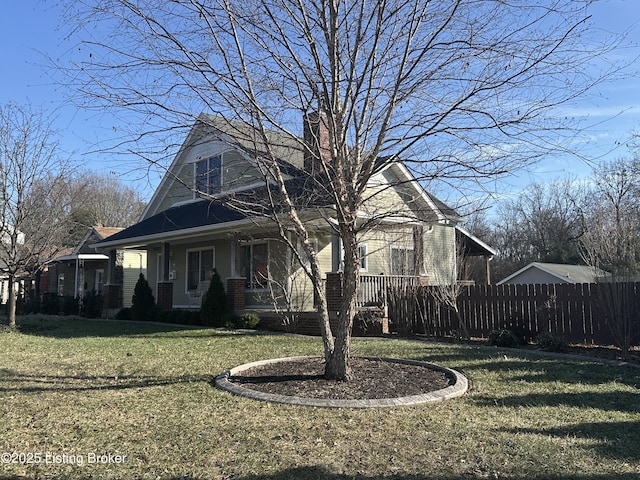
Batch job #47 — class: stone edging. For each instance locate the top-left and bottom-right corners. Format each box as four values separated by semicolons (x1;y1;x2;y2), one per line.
214;356;468;408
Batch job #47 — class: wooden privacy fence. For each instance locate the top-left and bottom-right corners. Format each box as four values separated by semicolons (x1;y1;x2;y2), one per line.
387;282;640;346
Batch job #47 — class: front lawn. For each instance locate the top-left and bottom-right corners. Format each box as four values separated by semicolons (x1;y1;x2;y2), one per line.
1;315;639;479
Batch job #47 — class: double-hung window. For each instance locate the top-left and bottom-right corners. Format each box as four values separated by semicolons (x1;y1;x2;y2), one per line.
358;244;368;272
57;273;65;296
187;248;215;291
94;269;105;293
241;242;269;289
195;155;222;196
390;247;415;276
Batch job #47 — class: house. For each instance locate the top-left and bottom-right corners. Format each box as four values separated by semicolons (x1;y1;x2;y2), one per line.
0;225;30;305
43;227;147;308
496;262;608;285
94;113;494;316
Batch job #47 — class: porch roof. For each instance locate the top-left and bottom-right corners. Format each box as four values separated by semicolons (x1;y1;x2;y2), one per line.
94;199;248;249
455;225;497;257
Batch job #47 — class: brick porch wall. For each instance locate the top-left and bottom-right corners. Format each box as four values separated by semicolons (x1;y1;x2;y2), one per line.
227;277;246;312
156;282;173;310
326;272;343;312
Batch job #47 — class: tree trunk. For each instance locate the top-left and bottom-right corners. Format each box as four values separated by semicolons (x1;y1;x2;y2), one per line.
323;233;359;381
7;275;17;330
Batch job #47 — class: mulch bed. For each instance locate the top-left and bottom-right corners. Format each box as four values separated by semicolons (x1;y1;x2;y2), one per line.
227;342;640;402
230;357;453;400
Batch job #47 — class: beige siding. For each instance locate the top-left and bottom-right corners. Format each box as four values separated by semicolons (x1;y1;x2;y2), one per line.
154;163;194;214
424;224;456;285
122;250;147;307
145;136;266;218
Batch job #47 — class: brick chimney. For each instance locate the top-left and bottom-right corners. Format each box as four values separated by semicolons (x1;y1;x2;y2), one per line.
303;110;330;174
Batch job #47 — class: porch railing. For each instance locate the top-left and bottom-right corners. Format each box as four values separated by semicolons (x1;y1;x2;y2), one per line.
357;274;422;308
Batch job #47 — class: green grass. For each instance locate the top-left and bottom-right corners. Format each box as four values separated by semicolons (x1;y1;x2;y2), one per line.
1;315;639;480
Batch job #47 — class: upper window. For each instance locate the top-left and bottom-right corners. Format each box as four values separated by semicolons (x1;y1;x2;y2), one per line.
187;248;215;291
390;247;415;276
195;155;222;196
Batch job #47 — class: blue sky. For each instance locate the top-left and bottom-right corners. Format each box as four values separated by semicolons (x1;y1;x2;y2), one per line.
1;0;639;205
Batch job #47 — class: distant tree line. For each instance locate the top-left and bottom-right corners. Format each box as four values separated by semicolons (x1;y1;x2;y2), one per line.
464;155;640;283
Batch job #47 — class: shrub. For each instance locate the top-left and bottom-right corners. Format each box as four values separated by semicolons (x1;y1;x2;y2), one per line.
241;313;260;329
131;273;157;322
536;332;568;352
82;290;104;318
115;307;132;320
61;296;79;316
488;329;522;348
353;310;385;337
200;269;229;327
224;314;241;329
225;313;260;329
40;294;59;315
157;309;202;326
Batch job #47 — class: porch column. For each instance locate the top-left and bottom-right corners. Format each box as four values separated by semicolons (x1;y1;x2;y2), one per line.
413;225;425;275
331;233;343;272
105;249;122;310
161;242;171;282
227;277;246;312
157;242;173;309
326;272;343;313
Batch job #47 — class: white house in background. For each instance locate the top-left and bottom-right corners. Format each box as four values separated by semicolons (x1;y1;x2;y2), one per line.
0;225;26;304
497;262;609;285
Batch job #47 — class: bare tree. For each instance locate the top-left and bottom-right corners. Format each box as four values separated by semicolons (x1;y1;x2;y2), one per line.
0;103;74;329
490;179;587;281
581;157;640;275
66;171;147;244
61;0;613;380
580;157;640;359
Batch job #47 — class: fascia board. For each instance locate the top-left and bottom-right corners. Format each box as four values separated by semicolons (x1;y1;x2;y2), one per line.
455;225;498;256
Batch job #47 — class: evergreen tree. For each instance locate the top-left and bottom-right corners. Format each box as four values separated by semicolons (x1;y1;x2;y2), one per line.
200;269;229;327
131;273;156;322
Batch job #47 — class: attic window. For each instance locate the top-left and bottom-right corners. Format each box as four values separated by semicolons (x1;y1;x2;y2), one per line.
195;155;222;195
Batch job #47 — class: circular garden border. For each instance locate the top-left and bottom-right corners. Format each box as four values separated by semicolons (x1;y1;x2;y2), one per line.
215;356;468;408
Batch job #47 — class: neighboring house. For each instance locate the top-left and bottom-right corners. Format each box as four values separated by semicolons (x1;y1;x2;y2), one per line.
0;225;29;305
0;260;8;304
44;227;147;308
497;262;609;285
95;113;494;314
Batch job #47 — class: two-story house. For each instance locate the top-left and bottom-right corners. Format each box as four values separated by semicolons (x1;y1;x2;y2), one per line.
94;113;493;318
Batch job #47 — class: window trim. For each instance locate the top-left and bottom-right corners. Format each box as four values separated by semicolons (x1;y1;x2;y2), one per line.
241;241;269;291
94;269;105;293
194;154;223;197
185;247;216;293
390;245;415;276
57;273;65;296
358;243;368;272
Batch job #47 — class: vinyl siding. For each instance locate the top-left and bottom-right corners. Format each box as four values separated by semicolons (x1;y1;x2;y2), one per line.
424;224;456;285
122;250;147;307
